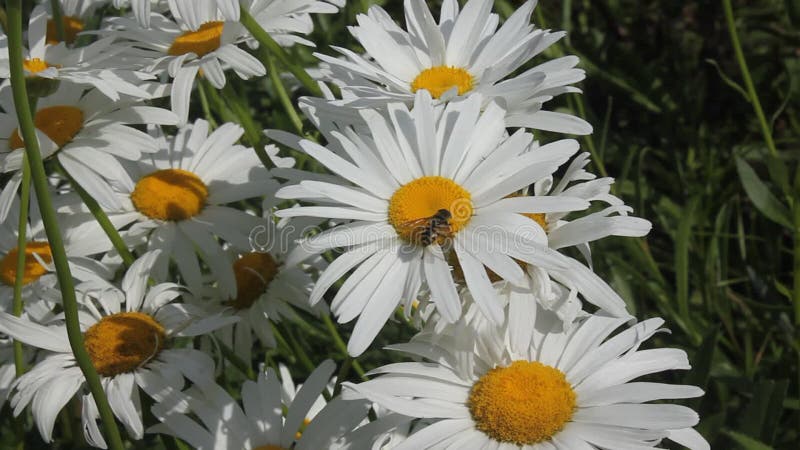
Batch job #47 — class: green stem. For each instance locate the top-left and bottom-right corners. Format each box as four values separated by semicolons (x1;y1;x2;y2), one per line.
722;0;777;158
49;0;65;42
12;156;31;377
322;314;367;380
239;8;323;97
265;51;305;136
58;163;135;267
216;339;256;380
218;81;275;169
5;2;124;449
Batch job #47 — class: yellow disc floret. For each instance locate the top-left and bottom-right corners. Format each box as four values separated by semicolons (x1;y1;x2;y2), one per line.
9;105;84;150
84;312;166;377
168;21;225;57
0;242;53;286
131;169;209;221
388;176;472;243
468;360;576;445
411;66;474;99
22;58;59;75
525;212;548;231
47;16;85;44
227;252;280;310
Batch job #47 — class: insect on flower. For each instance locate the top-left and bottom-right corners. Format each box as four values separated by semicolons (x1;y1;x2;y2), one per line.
396;208;453;247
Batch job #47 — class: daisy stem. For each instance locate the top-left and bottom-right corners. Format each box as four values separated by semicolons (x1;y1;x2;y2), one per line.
196;80;218;128
239;8;323;98
264;50;305;136
216;339;256;380
5;2;125;449
12;155;31;377
49;0;65;42
57;162;136;267
321;314;368;381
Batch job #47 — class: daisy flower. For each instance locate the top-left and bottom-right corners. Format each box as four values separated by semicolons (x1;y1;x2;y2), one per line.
342;284;710;450
95;119;272;297
101;0;264;123
272;92;631;356
245;0;346;47
0;6;156;99
0;193;120;322
151;360;370;450
316;0;592;135
0;83;178;221
211;214;326;362
0;250;237;448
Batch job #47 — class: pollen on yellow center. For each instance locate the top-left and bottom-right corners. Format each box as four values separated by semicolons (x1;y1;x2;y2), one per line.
411;66;474;99
227;252;280;310
84;312;166;377
23;58;59;74
168;21;224;57
46;16;85;44
388;176;473;243
0;242;52;286
468;360;576;445
131;169;209;221
9;105;84;150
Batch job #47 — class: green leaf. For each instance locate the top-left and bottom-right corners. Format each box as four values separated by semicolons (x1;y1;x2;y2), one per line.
734;156;793;228
684;325;720;410
722;430;774;450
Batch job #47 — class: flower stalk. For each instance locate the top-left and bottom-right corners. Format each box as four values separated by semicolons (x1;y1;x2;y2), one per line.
5;2;124;449
12;156;31;376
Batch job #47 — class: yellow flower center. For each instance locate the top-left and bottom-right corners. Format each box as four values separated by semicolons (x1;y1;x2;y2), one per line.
388;176;472;245
525;212;548;231
411;66;474;99
84;312;166;377
131;169;209;221
46;16;85;44
227;252;280;310
22;58;60;75
0;242;52;286
168;21;225;57
468;360;576;445
9;105;84;150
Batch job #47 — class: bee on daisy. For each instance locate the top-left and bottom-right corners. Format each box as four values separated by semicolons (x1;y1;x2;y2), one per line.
315;0;591;135
0;250;237;448
272;91;632;356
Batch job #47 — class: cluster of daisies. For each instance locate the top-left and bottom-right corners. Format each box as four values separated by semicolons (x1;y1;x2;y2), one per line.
0;0;710;449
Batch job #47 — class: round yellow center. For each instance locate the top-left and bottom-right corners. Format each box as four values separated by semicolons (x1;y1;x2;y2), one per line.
84;312;166;377
168;21;224;57
46;16;85;44
411;66;474;99
388;176;472;244
23;58;60;75
468;360;576;445
227;252;280;310
0;242;52;286
131;169;209;221
9;105;84;150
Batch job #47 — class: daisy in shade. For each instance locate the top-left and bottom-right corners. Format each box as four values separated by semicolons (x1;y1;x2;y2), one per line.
0;193;122;323
95;119;272;298
245;0;345;47
0;250;237;448
316;0;591;135
150;360;370;450
342;283;710;450
210;213;327;363
0;6;155;100
271;91;631;356
0;82;178;221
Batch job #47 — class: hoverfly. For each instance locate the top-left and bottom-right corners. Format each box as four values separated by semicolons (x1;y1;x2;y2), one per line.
397;209;453;246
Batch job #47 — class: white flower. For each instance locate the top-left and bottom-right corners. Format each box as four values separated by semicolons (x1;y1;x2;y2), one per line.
342;283;709;450
0;83;178;221
151;360;370;450
0;6;156;99
93;119;273;297
245;0;345;47
0;193;119;320
272;91;631;356
0;250;237;448
315;0;592;135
